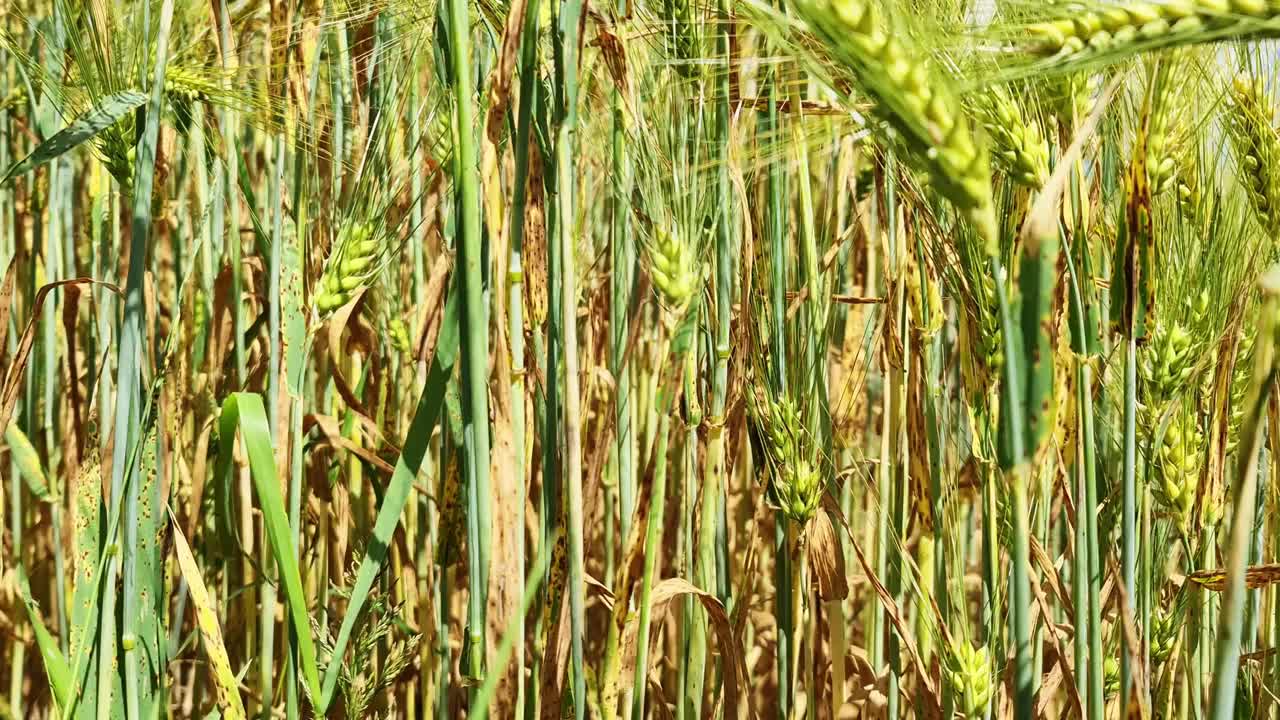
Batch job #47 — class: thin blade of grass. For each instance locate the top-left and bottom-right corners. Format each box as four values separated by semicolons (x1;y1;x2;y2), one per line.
316;282;461;711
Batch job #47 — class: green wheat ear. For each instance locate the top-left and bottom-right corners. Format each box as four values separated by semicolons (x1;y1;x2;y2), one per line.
1040;71;1099;130
747;392;824;523
944;639;994;720
793;0;998;246
1020;0;1280;66
645;226;702;316
79;62;234;193
1148;399;1200;532
315;222;382;317
969;85;1050;190
1146;61;1201;208
1227;73;1280;234
1226;325;1257;459
162;65;218;102
97;122;138;193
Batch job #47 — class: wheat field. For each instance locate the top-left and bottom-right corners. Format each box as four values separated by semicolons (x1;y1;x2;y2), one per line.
4;0;1280;718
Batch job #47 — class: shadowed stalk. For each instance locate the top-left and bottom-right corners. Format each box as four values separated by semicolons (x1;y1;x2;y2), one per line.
692;3;735;702
994;258;1034;720
1121;333;1138;712
885;165;905;720
632;410;672;718
612;6;636;552
915;233;947;717
704;0;734;605
506;0;542;708
764;73;793;720
216;0;245;386
259;105;288;720
681;327;704;720
1065;216;1105;720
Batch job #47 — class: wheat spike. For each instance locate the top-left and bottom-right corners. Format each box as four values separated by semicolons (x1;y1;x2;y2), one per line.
315;222;381;316
797;0;998;246
970;85;1050;189
944;639;995;719
1227;73;1280;233
1025;1;1280;61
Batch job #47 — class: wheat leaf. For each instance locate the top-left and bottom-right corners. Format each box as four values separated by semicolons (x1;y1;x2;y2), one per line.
2;90;148;182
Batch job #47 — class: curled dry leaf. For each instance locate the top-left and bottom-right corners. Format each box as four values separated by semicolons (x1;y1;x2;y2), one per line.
1188;563;1280;592
807;508;848;602
619;578;754;720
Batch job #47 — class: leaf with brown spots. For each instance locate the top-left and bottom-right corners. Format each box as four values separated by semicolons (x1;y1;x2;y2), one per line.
170;509;246;720
1188;563;1280;592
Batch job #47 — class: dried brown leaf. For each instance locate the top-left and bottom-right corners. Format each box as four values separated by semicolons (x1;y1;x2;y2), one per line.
807;508;848;602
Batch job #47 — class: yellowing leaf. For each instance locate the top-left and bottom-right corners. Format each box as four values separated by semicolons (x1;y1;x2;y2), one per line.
169;510;245;720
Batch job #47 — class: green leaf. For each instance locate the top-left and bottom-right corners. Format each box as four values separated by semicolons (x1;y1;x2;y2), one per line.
316;281;461;711
2;90;148;182
16;566;71;712
214;392;323;703
4;424;50;501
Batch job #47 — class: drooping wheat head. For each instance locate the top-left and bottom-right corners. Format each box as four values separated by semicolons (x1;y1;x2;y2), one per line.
793;0;999;247
1227;72;1280;233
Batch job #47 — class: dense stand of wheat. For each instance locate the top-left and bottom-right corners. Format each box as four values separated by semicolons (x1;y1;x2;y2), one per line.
8;0;1280;719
